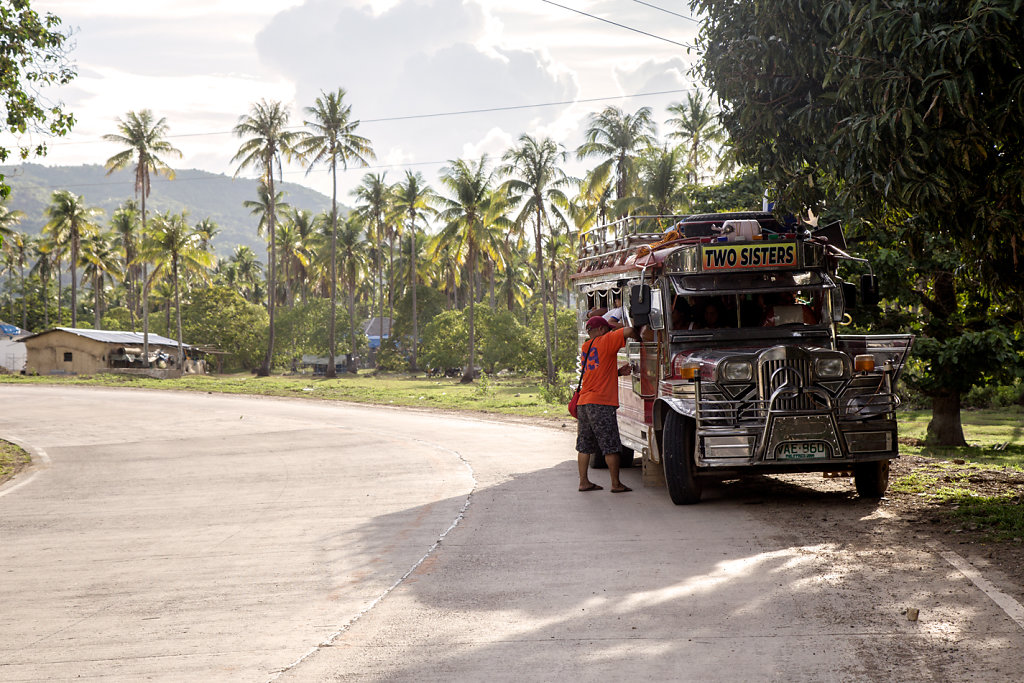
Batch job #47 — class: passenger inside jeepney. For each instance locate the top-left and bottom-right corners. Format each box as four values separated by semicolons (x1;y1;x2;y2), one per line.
762;291;819;326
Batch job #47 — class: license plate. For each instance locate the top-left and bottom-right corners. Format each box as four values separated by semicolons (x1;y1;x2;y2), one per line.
776;441;831;459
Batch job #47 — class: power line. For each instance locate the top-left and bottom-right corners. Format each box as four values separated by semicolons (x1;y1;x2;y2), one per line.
539;0;694;49
631;0;700;23
46;86;697;146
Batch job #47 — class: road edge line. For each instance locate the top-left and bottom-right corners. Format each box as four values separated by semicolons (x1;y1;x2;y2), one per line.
934;544;1024;631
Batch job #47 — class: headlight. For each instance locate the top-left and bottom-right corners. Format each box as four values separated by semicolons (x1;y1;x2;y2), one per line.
721;360;753;382
815;357;846;378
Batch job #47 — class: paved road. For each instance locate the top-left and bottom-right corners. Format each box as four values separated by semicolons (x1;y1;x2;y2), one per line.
2;386;1023;682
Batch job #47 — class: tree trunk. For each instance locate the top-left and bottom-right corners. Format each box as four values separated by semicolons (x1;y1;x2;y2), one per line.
326;170;338;379
142;193;151;366
70;230;79;327
94;272;101;329
536;205;554;384
925;389;968;447
260;172;277;377
174;256;184;370
347;268;357;373
462;246;477;384
410;216;419;371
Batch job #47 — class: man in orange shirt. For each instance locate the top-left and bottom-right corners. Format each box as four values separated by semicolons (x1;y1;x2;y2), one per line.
577;315;637;493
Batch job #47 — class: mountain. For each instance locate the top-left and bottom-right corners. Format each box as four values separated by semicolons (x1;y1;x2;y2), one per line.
1;164;343;258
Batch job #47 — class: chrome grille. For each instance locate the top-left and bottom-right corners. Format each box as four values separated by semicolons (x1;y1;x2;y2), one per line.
759;354;816;412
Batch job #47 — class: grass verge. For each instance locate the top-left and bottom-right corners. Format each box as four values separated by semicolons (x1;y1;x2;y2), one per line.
0;439;31;486
0;371;570;419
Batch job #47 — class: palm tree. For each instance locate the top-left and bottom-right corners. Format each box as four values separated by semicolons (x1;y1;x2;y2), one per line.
228;245;263;303
274;218;309;307
499;135;571;384
618;146;690;219
232;99;300;376
80;231;122;329
352;172;391;364
194;218;220;252
103;110;182;360
666;90;724;184
434;156;508;383
109;202;141;329
296;88;375;378
336;214;369;372
576;105;657;206
391;171;437;371
140;212;213;367
44;190;101;327
242;182;290;305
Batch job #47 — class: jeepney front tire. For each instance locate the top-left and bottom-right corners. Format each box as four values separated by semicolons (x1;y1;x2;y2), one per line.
854;459;890;499
663;411;702;505
590;452;608;469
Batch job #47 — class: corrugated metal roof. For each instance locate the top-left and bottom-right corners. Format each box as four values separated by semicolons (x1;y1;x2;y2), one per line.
21;327;191;348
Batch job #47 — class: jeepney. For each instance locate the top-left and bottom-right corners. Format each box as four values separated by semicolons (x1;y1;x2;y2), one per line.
572;211;914;504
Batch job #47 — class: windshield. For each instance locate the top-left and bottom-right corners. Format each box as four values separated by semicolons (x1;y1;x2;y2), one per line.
670;288;827;331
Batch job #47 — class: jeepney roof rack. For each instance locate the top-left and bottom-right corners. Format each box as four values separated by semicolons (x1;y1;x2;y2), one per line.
576;212;796;272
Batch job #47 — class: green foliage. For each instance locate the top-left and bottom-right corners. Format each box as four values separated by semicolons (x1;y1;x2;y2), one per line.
475;307;540;373
375;338;407;372
419;309;470;371
179;285;267;371
689;168;765;214
0;1;76;199
272;298;354;369
693;0;1024;304
419;306;544;374
100;306;134;331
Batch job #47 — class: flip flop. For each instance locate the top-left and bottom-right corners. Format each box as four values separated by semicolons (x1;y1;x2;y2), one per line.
611;485;632;493
579;483;603;492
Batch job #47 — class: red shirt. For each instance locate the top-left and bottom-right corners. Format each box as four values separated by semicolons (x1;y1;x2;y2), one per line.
578;328;626;407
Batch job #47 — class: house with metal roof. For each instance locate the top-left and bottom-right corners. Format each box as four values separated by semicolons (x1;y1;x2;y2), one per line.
19;327;195;377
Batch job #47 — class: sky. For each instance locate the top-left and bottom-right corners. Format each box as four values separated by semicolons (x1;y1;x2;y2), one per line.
10;0;704;205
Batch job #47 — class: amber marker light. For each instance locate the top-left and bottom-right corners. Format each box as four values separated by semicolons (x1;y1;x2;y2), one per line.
854;354;876;372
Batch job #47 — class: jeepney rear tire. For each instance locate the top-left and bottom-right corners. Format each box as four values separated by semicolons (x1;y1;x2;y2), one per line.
662;411;702;505
589;448;634;469
854;459;890;498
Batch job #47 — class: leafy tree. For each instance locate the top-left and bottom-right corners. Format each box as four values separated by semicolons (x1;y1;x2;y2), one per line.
232;99;299;376
692;0;1024;301
419;309;469;373
0;0;76;199
296;88;374;377
44;190;100;327
103;110;182;359
180;285;268;371
692;0;1024;443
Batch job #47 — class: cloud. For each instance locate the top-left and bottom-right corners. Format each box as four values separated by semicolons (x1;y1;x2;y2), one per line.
254;0;578;167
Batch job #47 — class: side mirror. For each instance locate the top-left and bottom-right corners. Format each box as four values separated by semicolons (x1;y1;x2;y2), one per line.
841;281;857;310
860;274;879;307
629;284;651;328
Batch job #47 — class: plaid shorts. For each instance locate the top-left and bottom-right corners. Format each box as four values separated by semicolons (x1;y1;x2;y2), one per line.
575;403;622;456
